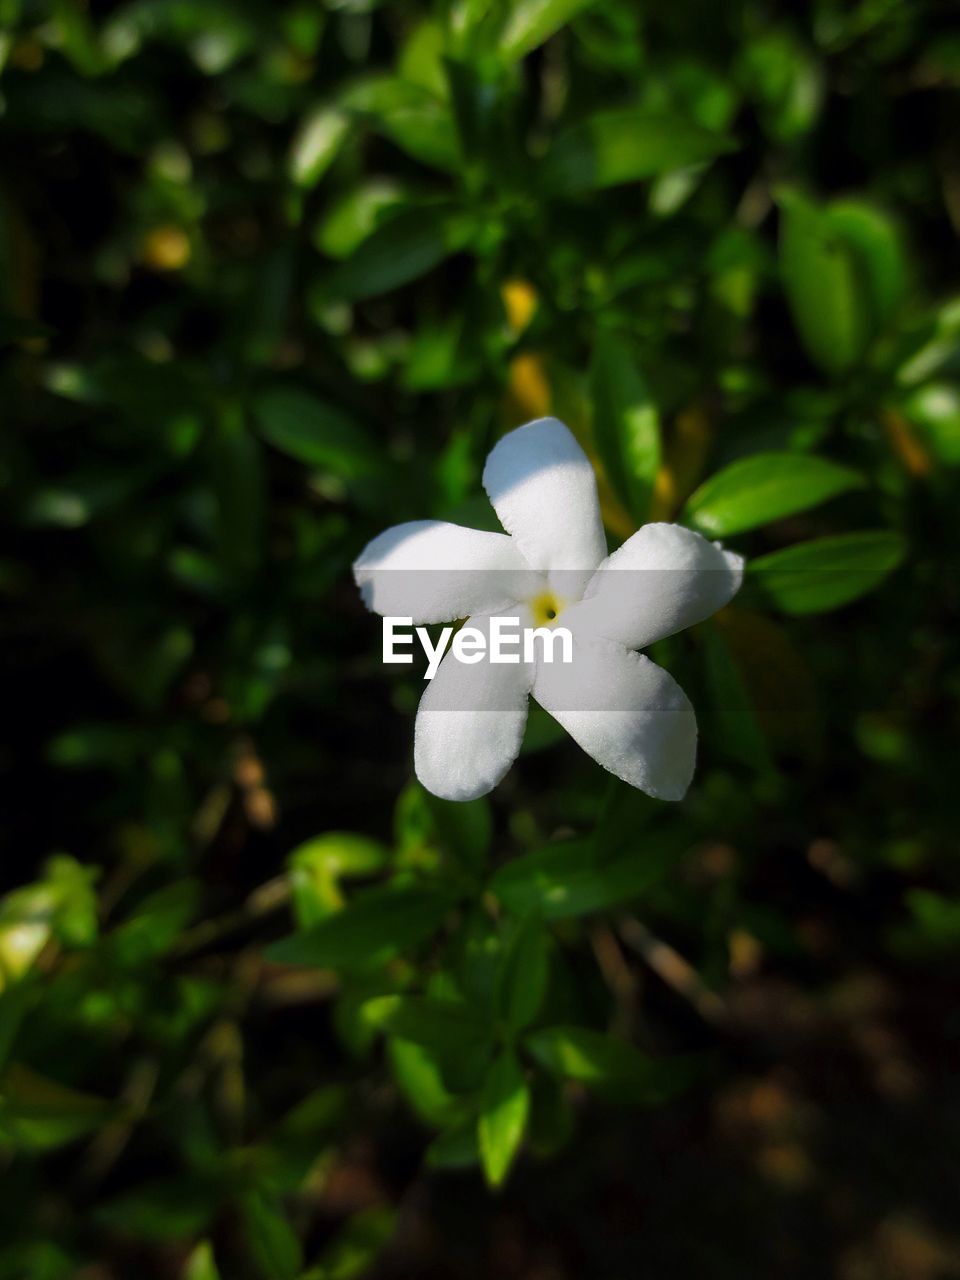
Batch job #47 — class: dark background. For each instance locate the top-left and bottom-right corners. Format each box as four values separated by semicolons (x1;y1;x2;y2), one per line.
2;1;960;1277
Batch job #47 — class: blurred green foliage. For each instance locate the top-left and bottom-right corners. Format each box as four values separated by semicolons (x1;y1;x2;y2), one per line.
1;0;959;1276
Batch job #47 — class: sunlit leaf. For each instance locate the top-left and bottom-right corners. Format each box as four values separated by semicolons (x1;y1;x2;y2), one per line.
184;1241;222;1280
387;1038;468;1127
289;106;350;188
478;1049;529;1188
590;331;661;520
684;451;865;537
496;0;600;61
900;383;960;465
314;180;406;260
288;832;389;926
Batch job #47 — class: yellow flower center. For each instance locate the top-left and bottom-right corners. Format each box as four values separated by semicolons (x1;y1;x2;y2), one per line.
530;591;564;627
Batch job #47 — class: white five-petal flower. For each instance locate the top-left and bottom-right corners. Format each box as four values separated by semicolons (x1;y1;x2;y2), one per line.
353;417;743;803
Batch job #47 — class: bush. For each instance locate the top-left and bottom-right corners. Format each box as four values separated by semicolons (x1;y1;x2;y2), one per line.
1;1;959;1276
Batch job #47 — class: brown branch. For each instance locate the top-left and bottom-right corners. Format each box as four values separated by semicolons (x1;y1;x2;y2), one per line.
619;917;727;1028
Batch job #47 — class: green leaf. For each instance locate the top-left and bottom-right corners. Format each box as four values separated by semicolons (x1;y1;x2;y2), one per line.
0;1242;74;1280
313;179;406;260
748;531;906;615
51;0;107;75
307;1206;396;1280
359;995;489;1053
543;110;735;195
478;1049;529;1188
343;76;459;171
289;106;350;187
426;792;492;873
778;188;872;374
253;386;379;480
523;1026;701;1103
594;782;660;853
0;1064;116;1153
901;383;960;465
827;199;906;330
443;56;523;177
94;1176;220;1240
399;19;449;97
266;883;457;969
323;205;469;301
43;855;100;947
274;1086;346;1149
0;855;99;986
24;463;162;529
520;701;569;755
495;915;550;1035
387;1038;467;1127
424;1123;481;1169
905;890;960;946
394;781;439;859
108;881;200;967
490;838;682;921
241;1192;302;1280
47;723;144;769
738;30;823;142
590;331;661;520
184;1241;222;1280
684;451;865;537
374;977;492;1095
288;832;389;926
700;621;772;773
496;0;600;61
378;106;460;174
0;984;31;1073
291;833;388;879
896;296;960;385
453;907;503;1010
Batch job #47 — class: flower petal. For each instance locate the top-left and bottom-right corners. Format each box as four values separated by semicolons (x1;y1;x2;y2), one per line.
565;523;743;650
482;418;606;596
353;520;538;624
532;635;696;800
415;616;535;801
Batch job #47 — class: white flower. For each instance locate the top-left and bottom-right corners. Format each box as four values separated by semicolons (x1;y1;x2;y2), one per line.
353;417;744;803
